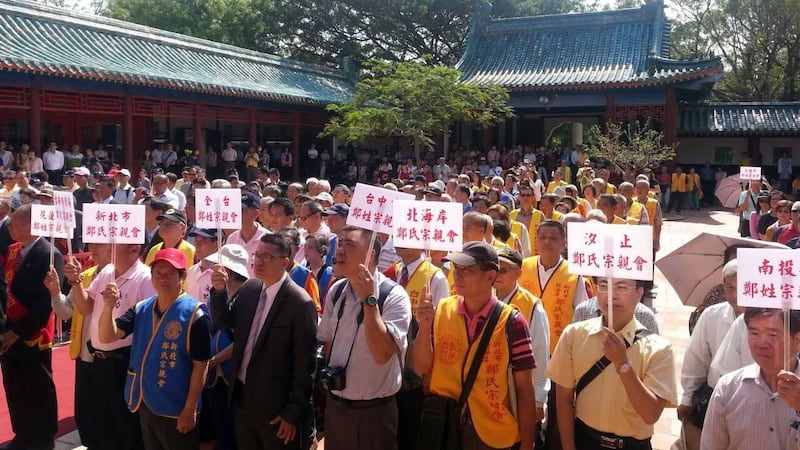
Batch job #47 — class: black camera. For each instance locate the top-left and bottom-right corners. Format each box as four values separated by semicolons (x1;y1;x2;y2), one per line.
320;366;347;392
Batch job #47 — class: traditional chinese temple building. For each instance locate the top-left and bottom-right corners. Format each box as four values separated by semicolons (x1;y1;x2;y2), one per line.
0;0;353;179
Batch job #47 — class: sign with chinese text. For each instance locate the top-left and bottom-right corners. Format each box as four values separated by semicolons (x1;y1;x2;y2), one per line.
31;204;71;239
53;190;76;227
347;183;413;235
195;189;242;230
737;248;800;309
82;204;146;244
392;200;463;252
740;166;762;181
567;223;653;281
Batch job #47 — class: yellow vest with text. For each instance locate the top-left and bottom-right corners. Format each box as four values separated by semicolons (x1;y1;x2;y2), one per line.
510;209;545;256
624;201;645;225
396;260;441;317
507;286;539;325
519;257;578;352
612;216;626;224
69;266;99;360
430;297;519;448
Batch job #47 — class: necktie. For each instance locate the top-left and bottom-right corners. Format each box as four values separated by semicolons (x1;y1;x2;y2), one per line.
399;266;409;287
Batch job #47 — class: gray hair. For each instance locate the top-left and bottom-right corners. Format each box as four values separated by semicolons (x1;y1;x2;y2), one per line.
318;179;331;192
722;259;738;280
586;209;608;223
211;179;232;189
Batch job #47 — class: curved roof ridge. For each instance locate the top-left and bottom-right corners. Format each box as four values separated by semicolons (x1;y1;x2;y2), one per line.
0;0;349;81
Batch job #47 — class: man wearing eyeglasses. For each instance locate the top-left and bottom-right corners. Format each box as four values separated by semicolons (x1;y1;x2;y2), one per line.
296;201;332;266
510;184;545;255
227;193;269;277
547;276;677;450
210;234;318;450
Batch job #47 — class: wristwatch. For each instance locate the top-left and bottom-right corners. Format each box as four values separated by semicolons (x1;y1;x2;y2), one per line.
363;296;378;307
616;361;633;374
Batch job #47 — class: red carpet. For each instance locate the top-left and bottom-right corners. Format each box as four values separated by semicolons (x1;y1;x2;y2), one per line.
0;344;76;444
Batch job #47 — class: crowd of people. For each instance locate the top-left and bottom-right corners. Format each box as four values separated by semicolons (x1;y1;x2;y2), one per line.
0;139;800;450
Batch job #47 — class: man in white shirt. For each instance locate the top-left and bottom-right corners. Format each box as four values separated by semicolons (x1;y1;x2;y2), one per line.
677;260;743;450
221;142;238;173
152;173;179;209
43;142;65;185
226;193;269;277
167;172;187;211
0;140;12;169
701;308;800;450
162;145;178;171
112;169;135;204
296;200;331;265
185;228;220;305
150;146;163;167
64;243;156;450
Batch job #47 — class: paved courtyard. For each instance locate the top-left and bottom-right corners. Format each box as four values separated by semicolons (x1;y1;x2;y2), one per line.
54;208;741;450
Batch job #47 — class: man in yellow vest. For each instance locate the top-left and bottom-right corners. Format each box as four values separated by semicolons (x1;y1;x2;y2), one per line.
510;184;545;256
634;179;663;252
413;242;537;450
665;166;688;214
547;276;677;450
618;182;650;226
598;169;617;194
547;169;567;194
45;244;111;450
383;246;450;450
597;194;626;224
518;220;590;449
540;194;563;222
494;247;551;427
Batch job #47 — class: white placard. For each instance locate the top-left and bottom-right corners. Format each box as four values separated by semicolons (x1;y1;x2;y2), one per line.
567;222;654;281
737;248;800;309
31;204;72;239
392;200;463;252
194;189;243;230
82;204;146;244
52;190;76;227
740;166;762;181
346;183;414;234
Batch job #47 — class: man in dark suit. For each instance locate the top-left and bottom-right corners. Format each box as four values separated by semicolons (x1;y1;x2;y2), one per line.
210;233;318;450
0;203;64;450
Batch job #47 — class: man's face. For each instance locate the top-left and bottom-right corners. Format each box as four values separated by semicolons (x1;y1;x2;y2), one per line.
596;278;642;322
16;172;28;187
269;204;293;230
540;199;554;215
63;176;74;187
519;189;534;208
535;226;565;258
151;261;184;295
152;177;168;194
258;202;272;227
298;205;321;231
157;219;185;242
395;246;421;263
635;183;649;198
98;182;114;200
463;218;486;242
619;186;634;201
332;230;370;278
332;188;347;204
747;314;799;374
491;180;503;191
494;259;521;294
723;275;738;309
751;180;762;193
452;263;496;298
194;235;218;261
287;186;300;200
3;173;14;189
325;213;346;234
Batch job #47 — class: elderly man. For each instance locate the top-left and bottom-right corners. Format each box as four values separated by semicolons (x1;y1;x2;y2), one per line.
677;260;743;450
701;308;800;450
152;173;180;210
226;193;268;277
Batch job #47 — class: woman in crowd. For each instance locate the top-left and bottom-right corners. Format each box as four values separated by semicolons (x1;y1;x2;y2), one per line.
304;234;333;306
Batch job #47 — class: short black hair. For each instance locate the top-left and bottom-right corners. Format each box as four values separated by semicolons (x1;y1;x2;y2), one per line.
260;233;292;258
744;308;800;335
276;227;301;248
537;220;565;238
341;225;382;265
269;197;295;217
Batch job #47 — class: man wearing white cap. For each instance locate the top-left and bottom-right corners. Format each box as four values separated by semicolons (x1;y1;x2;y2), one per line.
113;169;136;204
73;167;94;211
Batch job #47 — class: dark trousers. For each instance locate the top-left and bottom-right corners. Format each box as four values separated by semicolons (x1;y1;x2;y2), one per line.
396;388;424;450
75;359;100;449
666;191;686;213
574;419;652;450
91;350;142;450
139;403;198;450
701;181;716;206
46;169;63;186
463;420;519;450
324;394;398;450
0;348;57;449
543;388;562;450
207;381;237;450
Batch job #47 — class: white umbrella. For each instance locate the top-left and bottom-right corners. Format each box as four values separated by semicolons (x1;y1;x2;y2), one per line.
714;174;772;209
656;232;787;306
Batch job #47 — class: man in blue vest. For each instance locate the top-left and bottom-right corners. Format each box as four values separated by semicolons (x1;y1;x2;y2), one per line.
98;248;213;450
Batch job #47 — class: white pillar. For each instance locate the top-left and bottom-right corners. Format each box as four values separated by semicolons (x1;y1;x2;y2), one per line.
571;122;584;146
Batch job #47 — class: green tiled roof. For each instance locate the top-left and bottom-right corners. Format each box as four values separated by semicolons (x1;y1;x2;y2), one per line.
679;103;800;136
0;0;353;105
457;1;722;90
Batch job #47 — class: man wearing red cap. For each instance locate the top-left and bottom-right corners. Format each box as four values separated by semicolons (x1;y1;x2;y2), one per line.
98;248;213;450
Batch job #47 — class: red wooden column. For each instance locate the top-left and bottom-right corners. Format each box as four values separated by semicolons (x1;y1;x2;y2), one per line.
292;123;300;181
248;108;257;148
664;87;678;145
123;94;134;170
29;83;42;152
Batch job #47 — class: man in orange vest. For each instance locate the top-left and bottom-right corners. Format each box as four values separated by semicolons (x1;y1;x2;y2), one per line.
413;242;537;450
665;166;688;214
634;179;663;252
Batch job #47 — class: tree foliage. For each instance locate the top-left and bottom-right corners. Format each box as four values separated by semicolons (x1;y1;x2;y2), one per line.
101;0;588;67
670;0;800;101
322;60;514;159
585;121;677;180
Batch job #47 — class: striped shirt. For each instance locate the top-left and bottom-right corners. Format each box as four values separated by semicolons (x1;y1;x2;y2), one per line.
455;297;536;371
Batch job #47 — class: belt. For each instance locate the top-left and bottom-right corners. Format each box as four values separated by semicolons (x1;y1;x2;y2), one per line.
328;393;393;410
92;347;130;360
575;419;650;449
